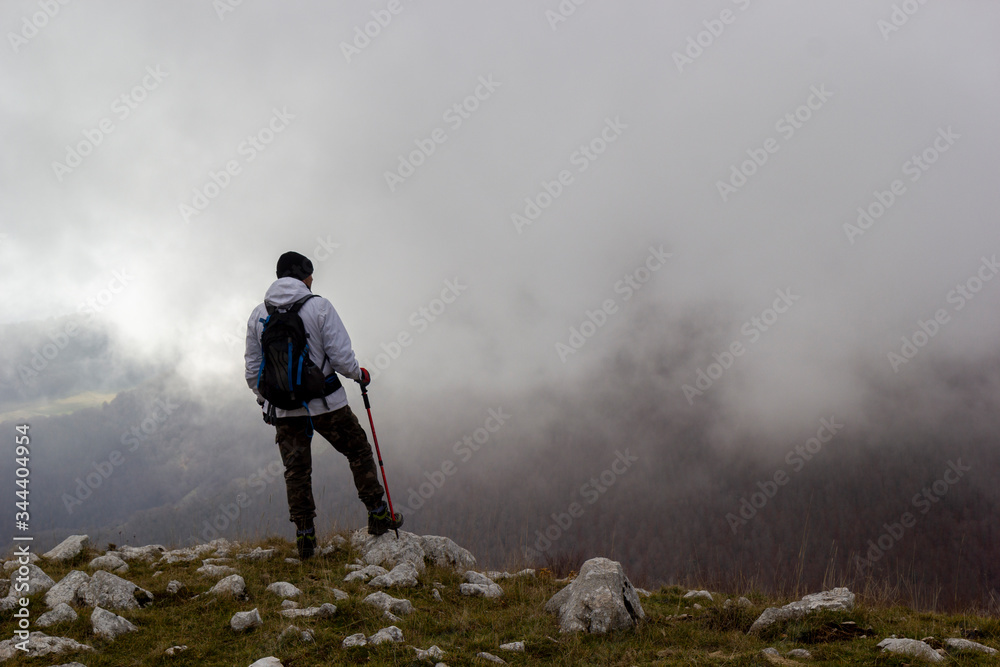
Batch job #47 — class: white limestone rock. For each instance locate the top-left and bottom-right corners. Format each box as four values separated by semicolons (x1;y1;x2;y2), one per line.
197;563;238;578
362;590;414;616
45;571;90;609
237;547;276;561
500;641;525;652
877;638;944;663
749;588;854;634
279;603;337;619
414;645;446;660
684;589;713;602
209;574;248;600
81;570;153;610
248;657;282;667
266;581;302;598
43;535;89;562
0;632;94;660
944;638;997;655
369;562;420;588
342;632;368;648
89;553;129;574
7;563;56;596
543;557;645;634
368;625;404;645
343;564;388;583
231;608;263;632
91;606;139;641
36;603;78;628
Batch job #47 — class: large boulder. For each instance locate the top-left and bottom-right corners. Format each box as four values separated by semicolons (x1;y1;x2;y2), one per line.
0;632;94;661
81;570;153;610
544;557;645;634
45;571;91;609
43;535;89;562
748;588;854;634
91;606;139;641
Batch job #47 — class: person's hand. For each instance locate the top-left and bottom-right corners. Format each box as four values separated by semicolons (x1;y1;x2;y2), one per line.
358;367;371;388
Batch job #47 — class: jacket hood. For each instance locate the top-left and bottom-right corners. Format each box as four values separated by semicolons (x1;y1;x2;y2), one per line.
264;277;312;309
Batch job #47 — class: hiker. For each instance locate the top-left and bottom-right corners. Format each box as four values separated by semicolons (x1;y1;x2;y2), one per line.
244;251;402;558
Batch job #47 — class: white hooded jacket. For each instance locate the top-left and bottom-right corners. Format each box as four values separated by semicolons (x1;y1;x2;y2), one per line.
244;277;362;417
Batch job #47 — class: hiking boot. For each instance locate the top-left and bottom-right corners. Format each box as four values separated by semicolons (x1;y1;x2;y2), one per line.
295;526;317;559
367;501;403;536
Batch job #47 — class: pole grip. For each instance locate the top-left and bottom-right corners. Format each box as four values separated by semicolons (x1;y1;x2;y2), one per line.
361;387;371;410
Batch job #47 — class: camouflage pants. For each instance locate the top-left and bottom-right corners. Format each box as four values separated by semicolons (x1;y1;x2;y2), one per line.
274;405;384;527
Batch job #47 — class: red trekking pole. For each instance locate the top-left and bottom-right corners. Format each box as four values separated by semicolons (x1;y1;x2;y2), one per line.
360;384;400;539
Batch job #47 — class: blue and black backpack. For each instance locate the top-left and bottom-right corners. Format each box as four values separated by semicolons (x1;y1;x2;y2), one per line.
256;294;342;412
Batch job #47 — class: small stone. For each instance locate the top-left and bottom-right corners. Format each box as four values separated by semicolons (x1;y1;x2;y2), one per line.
693;603;703;610
248;658;282;667
683;589;713;602
761;647;780;656
414;645;446;660
197;564;238;578
328;587;349;600
343;564;388;583
369;562;420;588
787;648;812;659
478;651;507;664
342;632;368;648
738;597;752;608
499;641;525;652
944;638;997;655
231;608;263;632
281;600;299;609
91;606;139;641
166;580;186;595
209;574;248;600
369;625;404;645
284;558;300;565
432;589;443;602
89;553;129;573
165;644;188;656
266;581;302;598
459;583;503;598
363;591;414;616
279;603;337;619
237;547;276;561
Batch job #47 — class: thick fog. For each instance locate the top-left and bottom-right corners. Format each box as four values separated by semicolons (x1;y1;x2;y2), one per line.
2;1;999;607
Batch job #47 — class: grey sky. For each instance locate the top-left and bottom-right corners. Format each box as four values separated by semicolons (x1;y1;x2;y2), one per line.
3;0;999;439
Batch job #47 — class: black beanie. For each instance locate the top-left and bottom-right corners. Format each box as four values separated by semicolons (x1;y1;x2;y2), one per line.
276;251;314;280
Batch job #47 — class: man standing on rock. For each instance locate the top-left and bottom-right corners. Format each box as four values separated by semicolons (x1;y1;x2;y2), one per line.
244;251;402;559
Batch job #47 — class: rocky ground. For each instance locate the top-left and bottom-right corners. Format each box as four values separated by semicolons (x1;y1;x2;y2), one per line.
0;532;997;665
